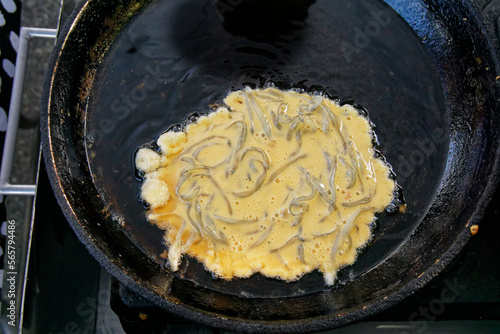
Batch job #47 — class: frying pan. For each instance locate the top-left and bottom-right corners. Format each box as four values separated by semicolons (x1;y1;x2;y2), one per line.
40;0;500;332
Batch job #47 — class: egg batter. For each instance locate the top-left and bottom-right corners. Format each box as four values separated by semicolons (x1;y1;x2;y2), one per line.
136;87;396;285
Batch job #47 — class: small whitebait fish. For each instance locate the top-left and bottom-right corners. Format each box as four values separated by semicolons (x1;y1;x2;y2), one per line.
137;87;399;286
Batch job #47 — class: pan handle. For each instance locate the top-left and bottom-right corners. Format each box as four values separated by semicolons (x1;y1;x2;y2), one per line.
0;27;57;198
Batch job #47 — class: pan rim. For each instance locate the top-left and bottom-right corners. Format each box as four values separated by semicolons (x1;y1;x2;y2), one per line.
40;0;500;332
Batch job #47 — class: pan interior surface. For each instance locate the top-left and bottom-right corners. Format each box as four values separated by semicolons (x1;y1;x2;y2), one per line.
42;0;500;331
86;0;446;297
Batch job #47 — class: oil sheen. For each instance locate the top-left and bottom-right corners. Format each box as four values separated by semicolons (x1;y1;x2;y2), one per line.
136;87;396;285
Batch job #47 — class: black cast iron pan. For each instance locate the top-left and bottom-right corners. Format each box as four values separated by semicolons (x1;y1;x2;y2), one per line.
40;0;500;332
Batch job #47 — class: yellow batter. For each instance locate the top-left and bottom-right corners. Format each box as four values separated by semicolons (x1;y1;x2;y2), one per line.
136;87;396;285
